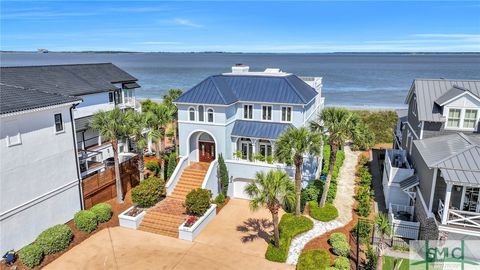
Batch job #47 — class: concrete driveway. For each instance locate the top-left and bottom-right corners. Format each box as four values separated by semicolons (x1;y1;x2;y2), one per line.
45;199;292;270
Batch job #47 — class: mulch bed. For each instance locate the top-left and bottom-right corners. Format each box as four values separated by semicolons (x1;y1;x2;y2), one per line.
2;192;133;270
215;197;231;214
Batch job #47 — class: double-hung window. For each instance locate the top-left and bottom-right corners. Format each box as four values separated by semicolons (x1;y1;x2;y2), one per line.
244;105;253;119
54;113;64;133
464;109;478;129
189;107;195;121
281;106;292;122
447;108;461;128
262;105;272;120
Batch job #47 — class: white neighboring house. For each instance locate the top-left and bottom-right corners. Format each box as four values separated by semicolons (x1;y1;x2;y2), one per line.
172;65;324;200
0;63;141;254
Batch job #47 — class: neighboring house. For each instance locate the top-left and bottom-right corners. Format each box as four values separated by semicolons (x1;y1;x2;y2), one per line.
382;79;480;240
0;63;141;254
173;65;324;199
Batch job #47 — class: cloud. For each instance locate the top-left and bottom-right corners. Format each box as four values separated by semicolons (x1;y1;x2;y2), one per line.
172;18;204;28
1;8;97;19
135;41;181;45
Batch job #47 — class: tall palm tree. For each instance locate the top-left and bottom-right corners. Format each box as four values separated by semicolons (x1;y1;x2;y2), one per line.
145;103;172;179
275;127;322;216
163;89;182;156
90;108;130;203
375;213;391;270
244;170;295;248
126;110;147;181
312;107;357;207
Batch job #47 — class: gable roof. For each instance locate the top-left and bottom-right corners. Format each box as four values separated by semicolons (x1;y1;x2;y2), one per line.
231;120;293;140
405;79;480;122
175;74;318;105
435;85;480;106
414;133;480;186
0;63;138;97
0;83;81;115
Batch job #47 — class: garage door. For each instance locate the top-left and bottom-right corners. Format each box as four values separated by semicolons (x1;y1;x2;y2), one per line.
233;178;253;200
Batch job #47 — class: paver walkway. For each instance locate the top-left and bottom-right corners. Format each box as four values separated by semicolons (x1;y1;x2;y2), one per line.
287;144;359;264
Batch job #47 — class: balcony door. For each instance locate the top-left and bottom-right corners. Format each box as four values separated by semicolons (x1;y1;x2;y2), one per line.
463;187;480;212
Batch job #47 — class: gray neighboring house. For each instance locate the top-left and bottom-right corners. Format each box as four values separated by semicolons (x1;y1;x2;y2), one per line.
383;79;480;241
0;63;141;254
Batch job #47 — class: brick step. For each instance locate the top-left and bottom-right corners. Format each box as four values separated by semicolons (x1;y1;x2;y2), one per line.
141;218;184;228
139;222;180;233
174;183;202;190
139;226;179;237
143;212;185;221
176;178;204;185
181;170;207;176
169;194;187;201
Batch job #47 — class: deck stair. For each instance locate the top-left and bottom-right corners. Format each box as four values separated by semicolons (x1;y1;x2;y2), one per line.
138;162;210;237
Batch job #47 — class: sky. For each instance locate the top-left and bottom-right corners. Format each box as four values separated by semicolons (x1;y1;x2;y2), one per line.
1;1;479;53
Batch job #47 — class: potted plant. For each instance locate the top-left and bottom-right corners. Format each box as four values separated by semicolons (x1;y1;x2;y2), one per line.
234;150;243;160
253;153;265;163
266;155;274;164
118;206;146;229
178;189;217;241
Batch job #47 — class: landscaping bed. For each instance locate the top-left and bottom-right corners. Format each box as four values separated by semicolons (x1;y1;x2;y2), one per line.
2;192;133;270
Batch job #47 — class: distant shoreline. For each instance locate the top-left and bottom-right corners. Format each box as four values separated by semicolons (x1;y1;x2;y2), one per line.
1;51;479;55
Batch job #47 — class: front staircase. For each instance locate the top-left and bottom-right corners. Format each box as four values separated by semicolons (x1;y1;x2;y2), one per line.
138;162;210;237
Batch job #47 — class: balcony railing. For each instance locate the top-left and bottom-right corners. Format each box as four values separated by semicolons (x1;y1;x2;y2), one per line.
388;203;420;239
384;149;414;184
438;199;480;228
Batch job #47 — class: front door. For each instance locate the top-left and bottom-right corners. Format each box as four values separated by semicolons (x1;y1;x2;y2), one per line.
199;141;215;163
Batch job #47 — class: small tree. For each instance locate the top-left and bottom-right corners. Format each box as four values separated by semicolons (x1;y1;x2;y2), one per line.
376;213;391;270
126;110;147;181
244;170;295;248
166;152;177;180
217;154;229;195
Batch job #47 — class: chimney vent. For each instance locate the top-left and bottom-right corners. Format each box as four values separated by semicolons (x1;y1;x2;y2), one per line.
232;64;249;74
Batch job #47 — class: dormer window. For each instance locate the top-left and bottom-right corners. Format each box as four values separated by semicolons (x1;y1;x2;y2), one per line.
464;109;478;129
447;109;461;128
189;107;195;121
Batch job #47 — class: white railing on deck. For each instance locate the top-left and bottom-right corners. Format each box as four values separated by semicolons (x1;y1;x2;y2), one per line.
438;199;444;219
390;203;415;218
388;203;420;239
202;160;219;199
439;198;480;228
166;156;188;195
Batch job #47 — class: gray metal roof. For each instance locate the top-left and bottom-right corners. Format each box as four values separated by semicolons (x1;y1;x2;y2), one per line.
0;63;138;97
414;133;480;186
1;83;81;115
124;82;140;89
175;74;318;105
405;79;480;122
434;86;469;106
400;175;419;190
231;120;292;140
74;115;93;131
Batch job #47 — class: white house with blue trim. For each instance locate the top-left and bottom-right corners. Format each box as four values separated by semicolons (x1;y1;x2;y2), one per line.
171;65;324;199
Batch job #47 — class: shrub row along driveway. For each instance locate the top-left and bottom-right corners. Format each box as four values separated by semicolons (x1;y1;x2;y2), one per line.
45;199;293;270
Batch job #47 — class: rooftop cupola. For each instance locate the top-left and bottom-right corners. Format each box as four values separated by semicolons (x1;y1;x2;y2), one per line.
231;64;249;74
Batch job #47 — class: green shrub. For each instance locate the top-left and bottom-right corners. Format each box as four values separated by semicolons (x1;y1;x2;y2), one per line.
327;150;345;203
352;221;372;244
309;201;339;222
19;243;43;268
74;210;98;233
365;244;378;270
301;181;322;211
145;160;160;175
331;240;351;257
350;110;397;144
36;224;73;254
213;193;225;205
322;144;331;175
185;188;212;216
329;232;347;245
358;155;369;167
166;153;177;179
297;249;330;270
265;213;313;262
131;176;165;207
334;256;350;270
90;203;112;223
218;154;229;195
325;267;338;270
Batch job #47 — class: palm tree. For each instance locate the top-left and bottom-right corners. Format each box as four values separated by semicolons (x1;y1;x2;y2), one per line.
145;102;172;179
375;213;391;270
312;107;357;207
275;127;322;216
126;110;147;181
244;170;295;248
163;89;182;157
90;108;130;203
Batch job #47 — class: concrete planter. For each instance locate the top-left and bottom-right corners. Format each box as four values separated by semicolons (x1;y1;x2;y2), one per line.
178;204;217;241
118;206;145;229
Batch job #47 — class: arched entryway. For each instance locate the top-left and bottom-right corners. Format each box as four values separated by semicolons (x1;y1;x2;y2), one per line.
187;130;217;163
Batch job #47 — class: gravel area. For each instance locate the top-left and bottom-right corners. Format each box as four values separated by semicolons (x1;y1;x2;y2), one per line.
286;145;359;265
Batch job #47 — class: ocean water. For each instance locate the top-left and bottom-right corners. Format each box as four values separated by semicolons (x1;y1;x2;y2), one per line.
1;52;479;108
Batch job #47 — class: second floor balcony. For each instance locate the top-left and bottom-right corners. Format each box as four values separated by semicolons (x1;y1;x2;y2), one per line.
384;149;414;185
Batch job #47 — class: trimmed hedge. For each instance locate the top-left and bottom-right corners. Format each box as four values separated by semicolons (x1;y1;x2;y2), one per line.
334;256;350;270
332;240;350;257
185;188;212;216
213;193;225;205
266;213;313;262
19;243;43;268
327;150;345;202
145;160;160;175
356;156;373;218
296;249;330;270
329;232;347;245
308;201;339;222
36;224;73;255
74;210;98;233
91;203;112;223
166;153;177;180
321;143;331;175
131;176;165;207
300;181;322;212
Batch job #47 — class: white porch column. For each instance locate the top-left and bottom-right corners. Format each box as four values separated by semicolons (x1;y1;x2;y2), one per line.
251;139;257;158
121;89;125;105
269;140;275;156
441;183;453;225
